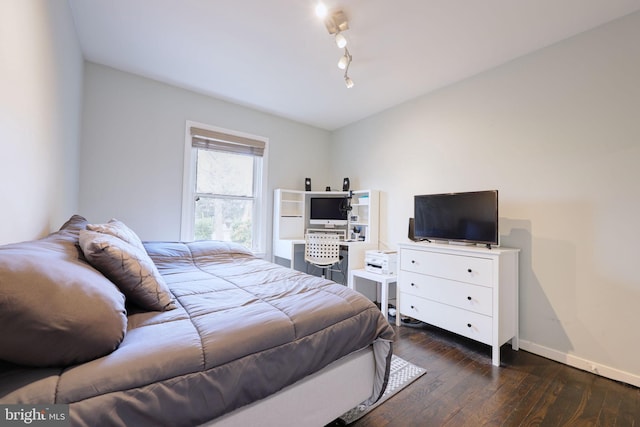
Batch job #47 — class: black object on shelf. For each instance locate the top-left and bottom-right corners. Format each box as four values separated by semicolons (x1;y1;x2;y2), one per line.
342;177;350;191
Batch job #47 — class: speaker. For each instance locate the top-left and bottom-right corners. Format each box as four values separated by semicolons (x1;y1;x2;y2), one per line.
408;218;416;241
342;177;350;191
305;178;311;191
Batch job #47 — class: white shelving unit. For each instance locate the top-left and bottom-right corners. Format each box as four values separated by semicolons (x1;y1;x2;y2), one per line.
348;190;374;241
274;190;304;236
272;189;379;281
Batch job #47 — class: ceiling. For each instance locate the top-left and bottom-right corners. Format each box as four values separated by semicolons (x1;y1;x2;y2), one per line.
68;0;640;130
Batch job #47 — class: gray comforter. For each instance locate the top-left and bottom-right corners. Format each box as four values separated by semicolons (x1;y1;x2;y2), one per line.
1;240;394;426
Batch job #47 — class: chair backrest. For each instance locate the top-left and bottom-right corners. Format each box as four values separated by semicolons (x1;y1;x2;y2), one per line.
304;233;340;267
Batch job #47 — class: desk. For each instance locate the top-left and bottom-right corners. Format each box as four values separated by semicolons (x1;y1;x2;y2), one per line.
349;269;397;320
273;239;376;283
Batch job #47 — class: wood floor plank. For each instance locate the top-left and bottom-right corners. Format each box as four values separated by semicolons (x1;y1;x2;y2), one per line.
615;382;640;426
597;384;623;426
341;321;640;427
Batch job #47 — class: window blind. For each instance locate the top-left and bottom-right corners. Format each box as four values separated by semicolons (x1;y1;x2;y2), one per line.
190;127;265;157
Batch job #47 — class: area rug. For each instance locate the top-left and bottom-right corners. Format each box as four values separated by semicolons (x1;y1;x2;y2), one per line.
338;355;426;424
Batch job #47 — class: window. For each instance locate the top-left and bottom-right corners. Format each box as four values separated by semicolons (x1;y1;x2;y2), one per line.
182;122;268;255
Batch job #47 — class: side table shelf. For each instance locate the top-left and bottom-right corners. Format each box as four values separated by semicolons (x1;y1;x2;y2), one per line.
349;269;397;321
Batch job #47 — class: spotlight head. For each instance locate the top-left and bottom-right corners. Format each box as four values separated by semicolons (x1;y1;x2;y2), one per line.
335;32;347;48
315;2;328;18
344;76;354;89
338;55;349;70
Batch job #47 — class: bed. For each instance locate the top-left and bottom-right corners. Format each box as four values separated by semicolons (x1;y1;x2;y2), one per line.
0;215;394;426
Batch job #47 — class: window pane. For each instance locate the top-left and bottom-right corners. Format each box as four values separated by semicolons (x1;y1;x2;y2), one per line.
194;197;253;249
196;149;254;196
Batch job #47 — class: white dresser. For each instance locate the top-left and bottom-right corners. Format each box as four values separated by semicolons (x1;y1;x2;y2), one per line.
396;242;519;366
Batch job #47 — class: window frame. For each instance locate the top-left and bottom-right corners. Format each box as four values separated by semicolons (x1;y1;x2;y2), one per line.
181;120;268;257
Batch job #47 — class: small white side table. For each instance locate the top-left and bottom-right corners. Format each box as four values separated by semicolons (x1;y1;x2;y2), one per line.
349;269;397;320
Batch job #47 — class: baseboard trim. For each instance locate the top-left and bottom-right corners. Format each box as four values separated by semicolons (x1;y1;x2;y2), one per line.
519;339;640;389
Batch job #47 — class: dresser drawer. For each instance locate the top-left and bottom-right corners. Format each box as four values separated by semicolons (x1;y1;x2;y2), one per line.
399;270;493;316
399;294;492;345
400;248;493;287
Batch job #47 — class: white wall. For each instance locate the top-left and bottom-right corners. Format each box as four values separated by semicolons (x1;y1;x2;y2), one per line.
331;12;640;385
79;63;332;247
0;0;83;244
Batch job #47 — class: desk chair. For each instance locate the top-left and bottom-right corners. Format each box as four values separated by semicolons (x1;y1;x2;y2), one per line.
304;233;344;284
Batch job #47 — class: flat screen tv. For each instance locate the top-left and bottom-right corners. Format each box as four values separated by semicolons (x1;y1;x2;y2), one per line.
414;190;499;246
309;197;348;226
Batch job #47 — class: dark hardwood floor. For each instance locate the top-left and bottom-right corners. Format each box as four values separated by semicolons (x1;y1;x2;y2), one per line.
350;321;640;427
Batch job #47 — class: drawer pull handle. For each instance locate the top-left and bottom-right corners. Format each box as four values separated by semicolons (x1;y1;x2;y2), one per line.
467;323;472;328
411;283;415;287
410;305;415;310
467;296;472;301
411;260;416;264
467;268;472;273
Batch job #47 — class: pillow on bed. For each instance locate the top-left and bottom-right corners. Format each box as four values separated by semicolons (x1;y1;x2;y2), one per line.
86;218;145;251
57;213;90;239
0;218;128;367
79;230;176;311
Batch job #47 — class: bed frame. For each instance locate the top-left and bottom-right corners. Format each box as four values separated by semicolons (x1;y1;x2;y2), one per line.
205;346;375;426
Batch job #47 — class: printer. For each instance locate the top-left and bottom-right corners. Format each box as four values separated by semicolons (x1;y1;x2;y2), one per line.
365;250;397;275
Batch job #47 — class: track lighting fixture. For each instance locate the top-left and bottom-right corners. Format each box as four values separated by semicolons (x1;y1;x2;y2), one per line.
341;48;354;88
321;7;348;34
316;2;354;88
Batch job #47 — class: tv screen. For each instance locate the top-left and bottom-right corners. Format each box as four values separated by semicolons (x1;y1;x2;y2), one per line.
414;190;498;246
309;197;348;225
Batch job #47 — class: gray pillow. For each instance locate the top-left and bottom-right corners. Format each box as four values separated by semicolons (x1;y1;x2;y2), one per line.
57;214;90;240
79;230;176;311
86;218;145;251
0;219;128;367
